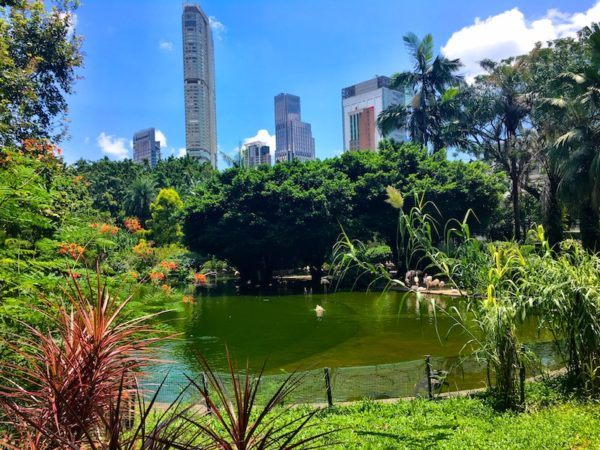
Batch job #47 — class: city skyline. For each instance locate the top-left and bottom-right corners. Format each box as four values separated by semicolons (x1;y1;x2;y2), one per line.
58;0;600;166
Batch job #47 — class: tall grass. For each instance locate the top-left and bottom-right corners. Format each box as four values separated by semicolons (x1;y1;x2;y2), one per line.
333;189;533;409
525;236;600;394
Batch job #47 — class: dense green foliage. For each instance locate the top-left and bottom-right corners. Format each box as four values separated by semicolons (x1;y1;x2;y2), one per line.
73;155;211;222
184;142;504;284
0;0;82;145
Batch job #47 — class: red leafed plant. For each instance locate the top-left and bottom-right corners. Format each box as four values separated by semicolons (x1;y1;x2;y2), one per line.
0;266;161;448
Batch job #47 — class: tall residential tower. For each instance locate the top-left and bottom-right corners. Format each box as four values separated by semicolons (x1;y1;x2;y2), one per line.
342;76;408;152
182;4;217;167
274;93;315;163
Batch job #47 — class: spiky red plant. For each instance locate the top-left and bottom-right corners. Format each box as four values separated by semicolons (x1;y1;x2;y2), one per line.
0;267;161;448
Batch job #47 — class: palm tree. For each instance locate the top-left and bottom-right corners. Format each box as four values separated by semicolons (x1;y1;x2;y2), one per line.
377;33;463;152
549;24;600;251
124;176;156;225
457;58;532;241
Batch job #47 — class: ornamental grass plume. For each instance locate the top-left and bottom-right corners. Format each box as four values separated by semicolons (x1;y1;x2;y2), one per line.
0;264;162;448
384;185;404;209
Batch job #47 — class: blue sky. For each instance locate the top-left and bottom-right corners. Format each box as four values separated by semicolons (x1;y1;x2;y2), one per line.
62;0;600;166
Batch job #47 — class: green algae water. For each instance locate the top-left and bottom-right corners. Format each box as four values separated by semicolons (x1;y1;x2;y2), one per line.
148;282;558;402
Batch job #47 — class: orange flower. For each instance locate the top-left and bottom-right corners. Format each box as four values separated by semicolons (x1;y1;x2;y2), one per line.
124;217;143;233
58;243;85;260
128;271;139;280
99;223;119;235
160;261;178;271
149;271;165;283
182;295;195;305
193;273;207;286
160;284;172;294
133;240;153;259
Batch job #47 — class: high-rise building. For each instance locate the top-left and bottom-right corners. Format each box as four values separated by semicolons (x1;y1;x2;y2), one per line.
182;4;217;167
342;76;408;152
274;93;315;163
132;128;161;167
244;140;271;168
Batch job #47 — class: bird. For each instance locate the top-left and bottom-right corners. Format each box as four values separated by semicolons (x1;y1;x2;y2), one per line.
314;305;325;318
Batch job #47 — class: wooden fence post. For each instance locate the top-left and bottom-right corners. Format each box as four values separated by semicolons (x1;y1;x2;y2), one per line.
425;355;433;400
519;345;526;407
201;372;211;413
324;367;333;407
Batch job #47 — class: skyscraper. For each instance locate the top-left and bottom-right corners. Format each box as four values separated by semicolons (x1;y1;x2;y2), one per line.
133;128;161;167
342;76;408;152
244;140;271;168
182;4;217;167
274;93;315;163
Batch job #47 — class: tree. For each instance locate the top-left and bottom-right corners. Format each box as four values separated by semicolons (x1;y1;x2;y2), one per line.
377;32;463;152
0;0;82;145
124;176;156;225
185;143;504;283
545;25;600;251
148;188;184;245
518;38;587;247
185;162;354;286
153;155;213;197
457;59;532;241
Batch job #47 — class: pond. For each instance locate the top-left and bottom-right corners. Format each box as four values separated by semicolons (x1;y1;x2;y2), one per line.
147;281;559;402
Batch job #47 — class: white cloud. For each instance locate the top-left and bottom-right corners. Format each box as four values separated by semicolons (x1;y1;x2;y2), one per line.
243;129;276;158
442;2;600;82
209;16;226;40
83;136;90;145
97;132;129;159
177;148;187;157
159;39;173;51
155;129;167;148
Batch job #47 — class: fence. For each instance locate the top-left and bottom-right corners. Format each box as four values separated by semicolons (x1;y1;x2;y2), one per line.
140;354;494;407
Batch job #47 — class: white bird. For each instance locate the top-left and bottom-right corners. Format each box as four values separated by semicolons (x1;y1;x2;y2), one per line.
314;305;325;318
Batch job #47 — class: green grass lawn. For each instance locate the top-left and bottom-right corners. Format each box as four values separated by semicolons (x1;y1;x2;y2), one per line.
277;383;600;449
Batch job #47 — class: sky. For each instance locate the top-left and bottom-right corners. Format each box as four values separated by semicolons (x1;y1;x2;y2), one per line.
61;0;600;166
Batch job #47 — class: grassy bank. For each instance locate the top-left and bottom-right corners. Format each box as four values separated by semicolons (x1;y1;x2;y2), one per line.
239;380;599;449
283;397;600;449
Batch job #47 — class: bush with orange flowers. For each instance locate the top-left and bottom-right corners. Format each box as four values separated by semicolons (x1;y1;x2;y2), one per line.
132;240;154;260
89;223;119;235
149;271;165;283
159;261;178;272
192;273;207;286
182;295;195;305
57;243;85;260
160;284;172;295
123;217;143;233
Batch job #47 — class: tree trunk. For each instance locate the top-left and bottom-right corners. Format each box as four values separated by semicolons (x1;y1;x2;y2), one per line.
510;171;522;242
579;202;600;252
542;175;563;248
